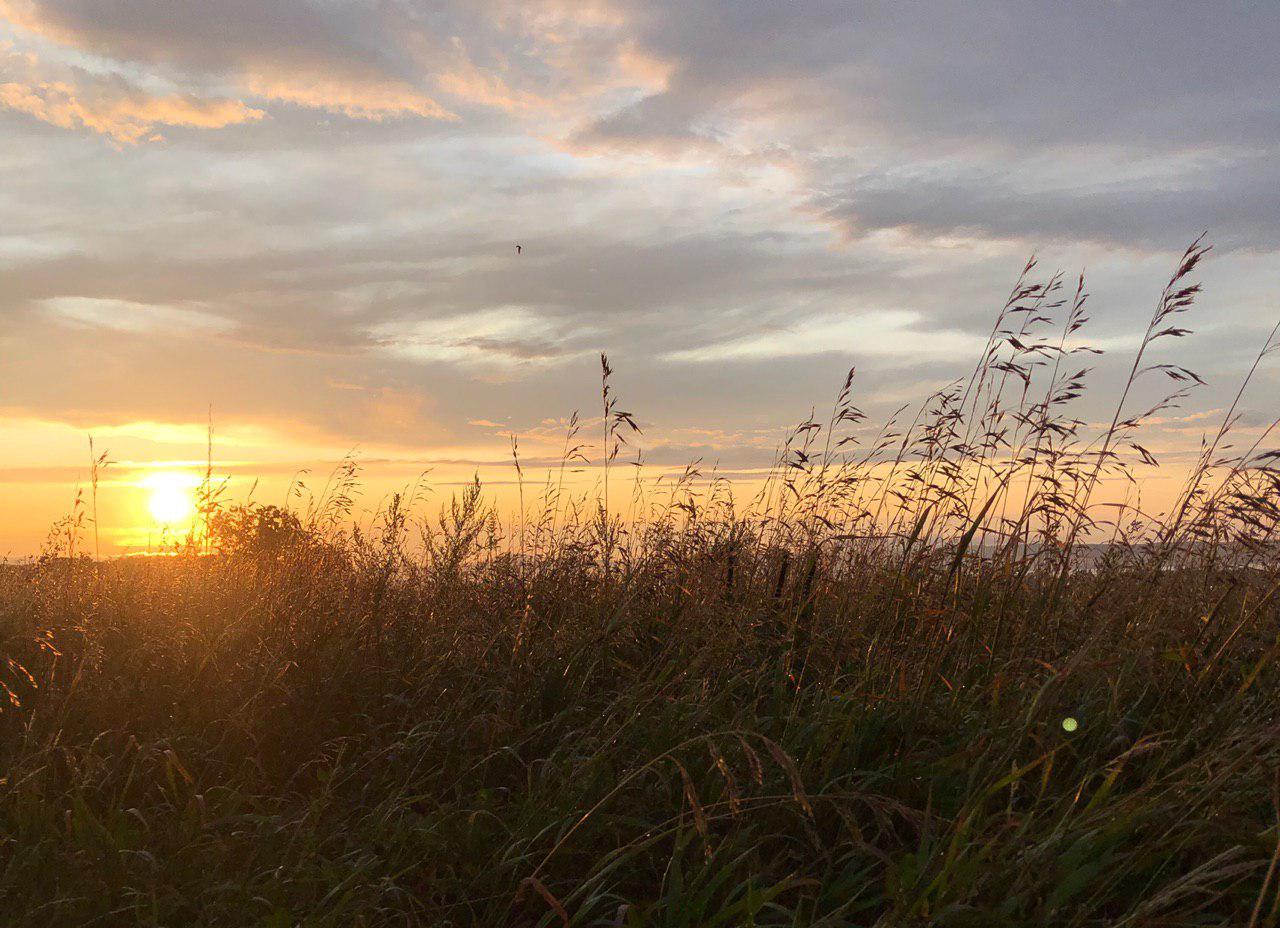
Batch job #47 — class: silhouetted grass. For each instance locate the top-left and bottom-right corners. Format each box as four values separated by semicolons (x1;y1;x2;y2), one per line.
2;241;1279;926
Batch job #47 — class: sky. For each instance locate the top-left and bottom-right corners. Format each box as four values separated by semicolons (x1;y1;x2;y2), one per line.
2;1;1279;555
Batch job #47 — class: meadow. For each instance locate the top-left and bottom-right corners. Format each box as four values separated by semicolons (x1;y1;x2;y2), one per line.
2;240;1279;926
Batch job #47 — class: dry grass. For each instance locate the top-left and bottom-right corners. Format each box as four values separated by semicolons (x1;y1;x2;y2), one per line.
2;241;1279;926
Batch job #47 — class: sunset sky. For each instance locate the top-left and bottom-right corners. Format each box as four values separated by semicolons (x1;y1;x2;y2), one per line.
3;1;1279;555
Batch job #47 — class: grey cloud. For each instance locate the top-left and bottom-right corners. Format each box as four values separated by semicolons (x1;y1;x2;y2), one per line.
570;1;1280;248
0;0;659;124
814;150;1280;250
609;1;1280;148
4;0;419;81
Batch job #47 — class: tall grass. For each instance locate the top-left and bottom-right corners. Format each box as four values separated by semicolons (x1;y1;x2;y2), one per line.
2;242;1279;926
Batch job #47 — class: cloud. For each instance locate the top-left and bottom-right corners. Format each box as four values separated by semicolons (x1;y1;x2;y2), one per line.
371;306;589;368
0;51;262;142
245;71;453;121
0;0;459;123
810;147;1280;250
583;1;1280;148
0;0;653;126
0;0;409;78
559;0;1280;248
41;297;235;335
4;0;1280;556
664;310;985;364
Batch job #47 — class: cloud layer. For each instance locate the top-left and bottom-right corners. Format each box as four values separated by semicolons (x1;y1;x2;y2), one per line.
3;0;1279;551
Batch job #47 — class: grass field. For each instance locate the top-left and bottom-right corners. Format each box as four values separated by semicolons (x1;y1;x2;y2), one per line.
3;243;1279;925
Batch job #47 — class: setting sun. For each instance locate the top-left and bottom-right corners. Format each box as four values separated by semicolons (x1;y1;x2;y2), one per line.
143;472;197;525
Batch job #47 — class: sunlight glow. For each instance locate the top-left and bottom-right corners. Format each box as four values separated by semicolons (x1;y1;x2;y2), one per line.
143;471;197;525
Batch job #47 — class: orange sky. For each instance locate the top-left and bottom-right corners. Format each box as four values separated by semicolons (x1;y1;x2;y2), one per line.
0;409;1213;559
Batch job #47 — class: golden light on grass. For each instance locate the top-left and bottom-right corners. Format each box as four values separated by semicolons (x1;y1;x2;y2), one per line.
142;471;197;525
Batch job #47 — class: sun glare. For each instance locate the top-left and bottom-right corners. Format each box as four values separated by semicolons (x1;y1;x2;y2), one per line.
144;472;197;525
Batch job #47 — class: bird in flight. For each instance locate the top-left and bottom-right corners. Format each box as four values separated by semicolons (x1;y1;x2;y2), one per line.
515;244;522;255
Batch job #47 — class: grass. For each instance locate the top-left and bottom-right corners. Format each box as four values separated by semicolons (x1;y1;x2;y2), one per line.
2;241;1280;926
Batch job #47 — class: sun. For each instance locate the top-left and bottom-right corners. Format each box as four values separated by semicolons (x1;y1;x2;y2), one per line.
143;472;197;525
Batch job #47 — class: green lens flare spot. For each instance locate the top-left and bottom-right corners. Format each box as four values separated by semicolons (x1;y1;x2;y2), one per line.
1062;717;1079;732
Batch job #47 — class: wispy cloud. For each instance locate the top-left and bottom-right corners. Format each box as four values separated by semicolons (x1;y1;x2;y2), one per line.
372;306;588;369
244;72;454;122
1;50;262;143
42;297;235;335
665;310;984;364
0;0;655;130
